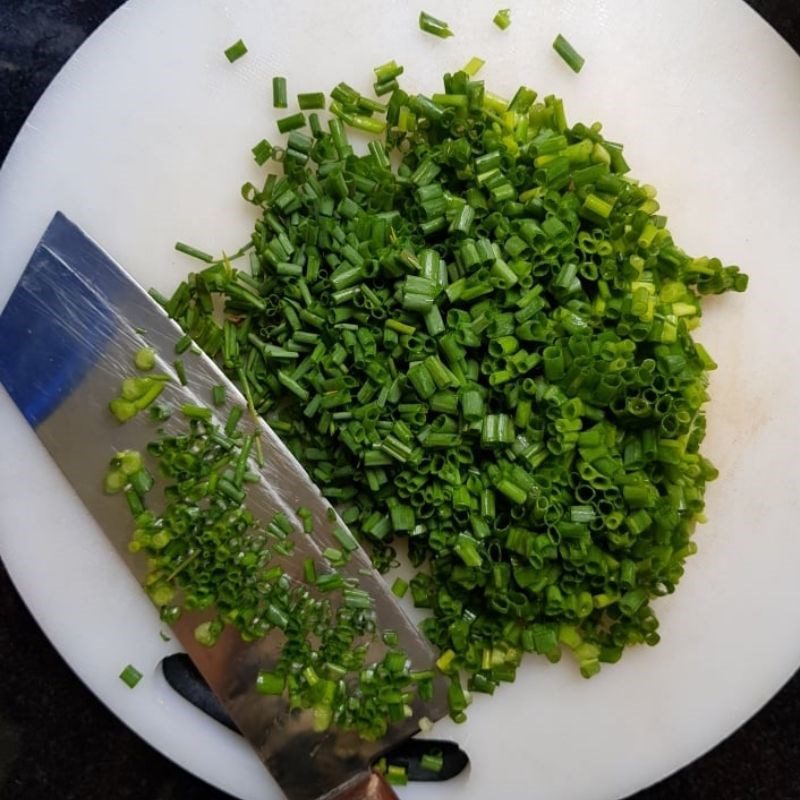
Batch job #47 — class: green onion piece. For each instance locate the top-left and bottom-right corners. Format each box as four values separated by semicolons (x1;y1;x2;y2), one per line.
224;406;243;436
296;506;314;533
374;60;404;83
385;765;408;786
134;347;156;371
462;56;485;76
374;77;399;96
298;92;325;109
419;10;454;38
129;468;154;496
277;112;306;133
273;76;288;108
493;9;511;29
181;403;212;422
333;525;359;552
104;469;127;494
553;33;585;73
175;333;192;354
174;242;214;263
256;671;286;695
212;385;226;406
252;139;273;166
420;752;444;772
173;359;187;386
391;577;409;598
116;450;142;475
224;39;248;63
119;664;143;688
194;620;223;647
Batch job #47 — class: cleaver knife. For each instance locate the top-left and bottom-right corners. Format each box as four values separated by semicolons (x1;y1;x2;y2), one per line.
0;212;450;800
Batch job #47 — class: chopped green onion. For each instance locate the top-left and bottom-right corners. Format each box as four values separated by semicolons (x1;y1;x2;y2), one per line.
385;764;408;786
104;469;127;494
134;347;156;371
297;506;314;533
119;664;143;688
273;76;288;108
256;671;286;695
174;242;214;263
252;139;273;166
419;10;454;38
553;33;585;73
462;56;485;76
181;403;212;422
277;112;306;133
194;620;223;647
173;358;187;386
109;375;168;422
154;53;748;726
420;751;444;772
212;385;226;406
333;525;359;552
224;39;248;63
493;9;511;29
298;92;325;109
391;577;409;598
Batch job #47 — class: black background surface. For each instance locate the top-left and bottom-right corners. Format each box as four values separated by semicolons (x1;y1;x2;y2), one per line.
1;2;798;798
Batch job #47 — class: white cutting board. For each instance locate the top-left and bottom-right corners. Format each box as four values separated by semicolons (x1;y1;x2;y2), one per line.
1;1;800;799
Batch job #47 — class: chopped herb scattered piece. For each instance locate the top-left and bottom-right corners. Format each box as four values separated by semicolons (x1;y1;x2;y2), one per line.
493;9;511;30
224;39;248;63
419;10;454;38
134;346;156;371
119;664;142;688
272;76;288;108
553;33;585;73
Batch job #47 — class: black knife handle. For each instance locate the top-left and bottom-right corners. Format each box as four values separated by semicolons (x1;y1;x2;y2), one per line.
161;652;235;730
161;653;469;782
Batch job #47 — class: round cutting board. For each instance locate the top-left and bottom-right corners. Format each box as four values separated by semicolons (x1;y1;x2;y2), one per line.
1;2;799;799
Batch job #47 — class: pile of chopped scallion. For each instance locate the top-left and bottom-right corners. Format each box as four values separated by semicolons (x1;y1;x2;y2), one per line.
141;54;746;725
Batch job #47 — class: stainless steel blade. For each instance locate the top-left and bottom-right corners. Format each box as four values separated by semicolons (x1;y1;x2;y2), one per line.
0;213;448;800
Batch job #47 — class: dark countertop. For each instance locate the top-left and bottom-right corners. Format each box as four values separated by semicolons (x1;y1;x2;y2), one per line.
1;2;798;799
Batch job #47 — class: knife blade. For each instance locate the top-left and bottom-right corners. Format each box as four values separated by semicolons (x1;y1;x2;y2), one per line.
0;212;449;800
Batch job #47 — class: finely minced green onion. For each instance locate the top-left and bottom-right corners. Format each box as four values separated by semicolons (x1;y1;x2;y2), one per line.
119;664;142;688
553;33;585;73
162;55;747;721
419;11;453;38
224;39;248;63
493;9;511;30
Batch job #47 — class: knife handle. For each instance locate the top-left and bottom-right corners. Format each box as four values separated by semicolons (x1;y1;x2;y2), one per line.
329;770;399;800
